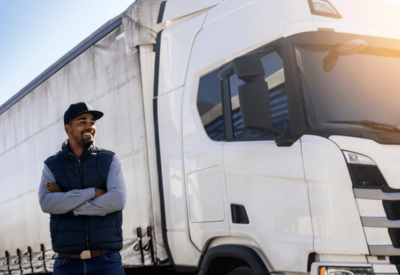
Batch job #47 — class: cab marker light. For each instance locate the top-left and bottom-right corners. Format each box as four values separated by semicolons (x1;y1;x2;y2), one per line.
343;151;376;166
308;0;342;18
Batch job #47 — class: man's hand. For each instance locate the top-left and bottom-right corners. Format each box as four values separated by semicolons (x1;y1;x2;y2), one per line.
45;182;62;192
45;182;73;213
95;188;107;198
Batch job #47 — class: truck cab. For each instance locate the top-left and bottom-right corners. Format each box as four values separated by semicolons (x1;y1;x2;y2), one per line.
155;0;400;274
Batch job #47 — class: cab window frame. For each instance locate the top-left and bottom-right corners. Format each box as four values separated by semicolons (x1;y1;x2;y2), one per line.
195;38;304;143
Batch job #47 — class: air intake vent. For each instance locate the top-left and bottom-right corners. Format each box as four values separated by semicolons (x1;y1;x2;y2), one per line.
381;186;400;193
348;164;388;188
390;256;400;264
231;204;249;224
390;256;400;274
383;201;400;220
389;228;400;248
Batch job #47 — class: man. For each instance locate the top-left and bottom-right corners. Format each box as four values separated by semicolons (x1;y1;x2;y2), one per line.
38;102;126;275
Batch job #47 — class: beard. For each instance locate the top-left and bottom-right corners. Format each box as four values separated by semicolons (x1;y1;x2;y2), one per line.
73;133;94;149
82;137;94;147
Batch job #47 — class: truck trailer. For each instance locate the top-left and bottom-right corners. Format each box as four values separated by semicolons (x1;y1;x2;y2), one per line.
1;0;400;274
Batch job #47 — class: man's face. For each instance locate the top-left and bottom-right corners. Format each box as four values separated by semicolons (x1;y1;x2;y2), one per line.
65;113;97;148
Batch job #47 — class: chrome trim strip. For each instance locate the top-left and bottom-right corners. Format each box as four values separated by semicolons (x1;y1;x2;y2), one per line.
362;217;400;228
369;245;400;256
354;189;400;200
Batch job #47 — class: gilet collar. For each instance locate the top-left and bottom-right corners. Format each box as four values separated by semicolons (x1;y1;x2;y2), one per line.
61;140;96;160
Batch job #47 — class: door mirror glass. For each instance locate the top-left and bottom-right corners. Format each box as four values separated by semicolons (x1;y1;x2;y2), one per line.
238;81;273;131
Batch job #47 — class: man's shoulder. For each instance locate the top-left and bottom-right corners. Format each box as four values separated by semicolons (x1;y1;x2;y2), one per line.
95;147;115;159
44;151;63;165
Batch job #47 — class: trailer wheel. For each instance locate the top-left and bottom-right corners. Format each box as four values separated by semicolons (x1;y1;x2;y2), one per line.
228;266;254;275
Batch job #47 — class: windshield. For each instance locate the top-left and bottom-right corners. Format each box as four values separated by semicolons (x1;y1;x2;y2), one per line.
290;32;400;144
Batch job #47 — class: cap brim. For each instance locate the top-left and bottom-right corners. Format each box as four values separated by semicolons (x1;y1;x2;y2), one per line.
76;110;104;120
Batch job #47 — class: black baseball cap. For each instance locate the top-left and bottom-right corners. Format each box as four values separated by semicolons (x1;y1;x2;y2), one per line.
64;102;104;125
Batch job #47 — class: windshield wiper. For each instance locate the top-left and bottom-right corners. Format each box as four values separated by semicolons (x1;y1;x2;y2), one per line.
327;120;400;133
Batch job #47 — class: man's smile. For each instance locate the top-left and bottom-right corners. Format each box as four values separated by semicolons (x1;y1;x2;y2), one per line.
83;131;94;137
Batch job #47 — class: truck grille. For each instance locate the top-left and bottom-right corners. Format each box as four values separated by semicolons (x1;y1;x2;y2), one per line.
390;256;400;264
390;256;400;274
350;162;400;265
381;186;400;193
383;201;400;220
389;229;400;248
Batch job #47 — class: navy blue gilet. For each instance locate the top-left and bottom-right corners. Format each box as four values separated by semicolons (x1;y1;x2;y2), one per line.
44;140;123;254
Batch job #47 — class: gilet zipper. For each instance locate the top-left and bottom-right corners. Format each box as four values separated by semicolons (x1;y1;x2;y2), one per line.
78;159;90;250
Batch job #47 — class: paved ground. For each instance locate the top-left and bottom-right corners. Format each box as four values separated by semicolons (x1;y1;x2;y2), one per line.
124;266;199;274
38;269;199;275
35;265;200;274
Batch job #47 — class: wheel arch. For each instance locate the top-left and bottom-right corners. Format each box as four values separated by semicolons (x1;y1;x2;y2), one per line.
198;245;270;275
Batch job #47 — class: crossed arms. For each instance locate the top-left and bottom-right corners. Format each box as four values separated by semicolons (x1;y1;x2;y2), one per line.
38;155;126;216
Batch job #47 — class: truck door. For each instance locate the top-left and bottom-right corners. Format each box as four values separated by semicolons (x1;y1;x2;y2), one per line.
221;46;314;271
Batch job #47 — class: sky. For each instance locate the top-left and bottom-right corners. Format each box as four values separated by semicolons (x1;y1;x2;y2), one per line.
0;0;135;106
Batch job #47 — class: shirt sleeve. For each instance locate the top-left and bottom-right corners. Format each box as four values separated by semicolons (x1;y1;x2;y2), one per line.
38;164;96;214
73;155;126;216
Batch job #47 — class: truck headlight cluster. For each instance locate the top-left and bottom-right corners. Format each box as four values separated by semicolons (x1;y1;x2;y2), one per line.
320;267;373;275
343;151;376;166
342;151;388;189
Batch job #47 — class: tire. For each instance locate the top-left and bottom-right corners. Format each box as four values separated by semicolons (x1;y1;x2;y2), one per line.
228;266;255;275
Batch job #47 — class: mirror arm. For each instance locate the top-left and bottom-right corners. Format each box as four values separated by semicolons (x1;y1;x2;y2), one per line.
275;137;299;147
258;128;287;139
258;128;299;147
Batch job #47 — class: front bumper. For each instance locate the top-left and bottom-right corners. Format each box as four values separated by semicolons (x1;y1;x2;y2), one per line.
311;262;398;275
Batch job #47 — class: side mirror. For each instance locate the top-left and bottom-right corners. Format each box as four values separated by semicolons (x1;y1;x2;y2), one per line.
233;53;286;138
238;81;272;132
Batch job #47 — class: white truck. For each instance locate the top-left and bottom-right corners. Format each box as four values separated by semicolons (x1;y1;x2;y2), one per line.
1;0;400;274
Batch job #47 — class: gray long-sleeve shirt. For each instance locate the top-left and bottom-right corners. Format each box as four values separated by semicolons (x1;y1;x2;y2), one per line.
38;155;126;216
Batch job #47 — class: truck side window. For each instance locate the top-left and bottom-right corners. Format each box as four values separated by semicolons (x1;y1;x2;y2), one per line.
197;68;225;141
229;51;291;139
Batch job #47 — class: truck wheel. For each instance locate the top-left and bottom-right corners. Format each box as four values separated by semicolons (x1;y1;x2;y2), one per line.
228;266;255;275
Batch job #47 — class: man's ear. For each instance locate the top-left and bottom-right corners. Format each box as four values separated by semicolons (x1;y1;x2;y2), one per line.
65;124;71;135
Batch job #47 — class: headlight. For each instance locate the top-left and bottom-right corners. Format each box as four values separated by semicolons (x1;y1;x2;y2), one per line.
320;267;373;275
308;0;342;18
343;151;388;189
343;151;376;165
